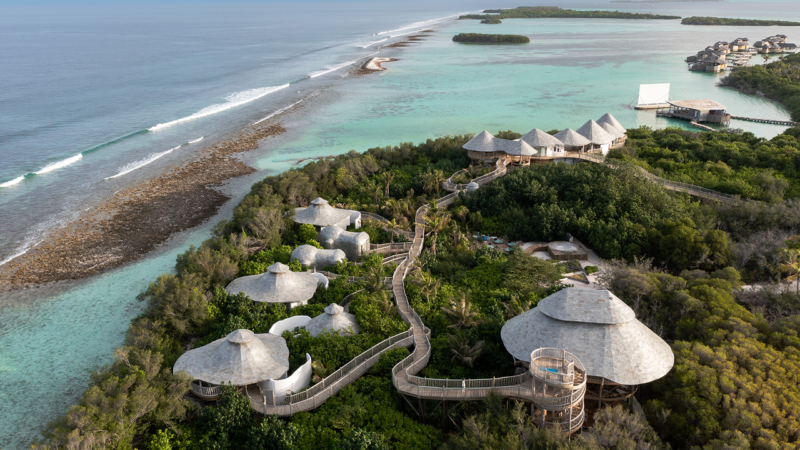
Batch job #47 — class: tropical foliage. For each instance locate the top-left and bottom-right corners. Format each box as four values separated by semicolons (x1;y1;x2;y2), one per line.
461;6;680;21
452;33;530;44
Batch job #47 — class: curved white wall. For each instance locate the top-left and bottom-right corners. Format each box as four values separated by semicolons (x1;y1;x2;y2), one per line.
269;315;312;336
312;272;329;288
260;353;313;399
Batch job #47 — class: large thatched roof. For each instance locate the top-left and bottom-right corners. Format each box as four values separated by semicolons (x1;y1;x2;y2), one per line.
597;113;626;134
494;138;536;156
225;262;320;304
521;129;563;148
294;197;353;227
463;131;497;152
501;288;674;385
576;120;614;145
600;122;626;140
553;129;592;147
173;329;290;385
305;303;360;337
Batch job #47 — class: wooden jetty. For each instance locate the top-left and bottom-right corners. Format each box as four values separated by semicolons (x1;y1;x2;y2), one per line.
730;115;797;126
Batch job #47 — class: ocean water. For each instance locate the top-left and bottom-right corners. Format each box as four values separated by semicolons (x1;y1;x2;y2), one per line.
2;1;800;448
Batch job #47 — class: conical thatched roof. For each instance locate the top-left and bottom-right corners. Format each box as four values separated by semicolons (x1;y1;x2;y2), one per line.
494;138;536;156
597;113;626;134
500;288;674;385
305;303;360;337
173;329;290;385
576;120;614;145
553;129;592;147
521;129;563;148
294;197;353;227
463;131;496;152
225;262;320;304
601;122;626;140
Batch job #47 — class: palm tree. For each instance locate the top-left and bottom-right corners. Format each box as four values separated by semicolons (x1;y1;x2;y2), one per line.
383;198;401;219
418;208;451;255
311;360;335;383
380;171;395;198
363;264;386;293
780;248;800;294
503;294;533;320
440;291;483;329
373;289;396;315
387;219;399;243
446;331;485;368
422;170;446;197
411;268;441;303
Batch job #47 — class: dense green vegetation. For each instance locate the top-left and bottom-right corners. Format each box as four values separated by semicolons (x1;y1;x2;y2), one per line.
682;16;800;26
35;124;800;450
480;17;502;24
452;33;529;44
722;52;800;121
461;6;681;21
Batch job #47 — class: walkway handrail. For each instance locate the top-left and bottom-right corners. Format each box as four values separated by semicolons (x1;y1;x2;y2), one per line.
361;211;415;238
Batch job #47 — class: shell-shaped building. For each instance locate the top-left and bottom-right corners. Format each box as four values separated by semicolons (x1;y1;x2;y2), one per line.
225;262;325;308
305;303;360;337
291;245;346;270
294;197;361;229
317;224;370;262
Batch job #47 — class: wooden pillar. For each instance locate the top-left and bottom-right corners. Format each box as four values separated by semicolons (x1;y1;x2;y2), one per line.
442;401;448;430
597;378;605;411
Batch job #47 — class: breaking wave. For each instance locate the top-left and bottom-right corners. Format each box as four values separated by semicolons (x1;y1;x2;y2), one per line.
35;154;83;175
309;58;365;78
104;146;179;180
360;38;388;48
149;84;290;131
188;136;204;144
0;176;26;188
373;13;464;36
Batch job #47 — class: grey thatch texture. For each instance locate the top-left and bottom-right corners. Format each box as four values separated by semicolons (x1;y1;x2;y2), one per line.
225;262;320;305
521;129;564;149
501;288;674;385
601;122;626;140
553;129;592;147
597;113;626;134
466;181;480;193
463;131;497;153
318;225;370;262
576;120;614;146
305;303;360;337
173;329;290;385
494;138;536;156
291;245;346;270
294;197;353;228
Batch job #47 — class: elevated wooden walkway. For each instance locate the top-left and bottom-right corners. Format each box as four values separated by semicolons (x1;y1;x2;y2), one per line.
731;115;797;126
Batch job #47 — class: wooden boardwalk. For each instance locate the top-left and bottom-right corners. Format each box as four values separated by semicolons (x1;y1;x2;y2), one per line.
730;115;797;126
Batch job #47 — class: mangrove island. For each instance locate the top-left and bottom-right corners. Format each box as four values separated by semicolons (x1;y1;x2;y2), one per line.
452;33;530;44
461;6;681;21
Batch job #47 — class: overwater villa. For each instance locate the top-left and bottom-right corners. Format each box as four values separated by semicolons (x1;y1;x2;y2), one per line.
294;197;361;229
290;245;345;270
501;288;674;411
305;303;360;337
660;99;731;125
730;38;749;51
464;114;627;164
225;262;327;308
317;224;370;261
174;329;290;401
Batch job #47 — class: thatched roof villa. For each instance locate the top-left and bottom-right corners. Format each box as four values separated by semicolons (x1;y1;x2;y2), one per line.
290;245;346;270
305;303;360;337
294;197;361;229
225;262;326;308
174;329;290;400
521;128;565;157
575;120;614;153
318;225;370;262
553;128;592;152
501;288;674;409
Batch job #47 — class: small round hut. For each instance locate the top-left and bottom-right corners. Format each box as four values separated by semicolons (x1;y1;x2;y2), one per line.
291;245;346;270
501;288;673;410
463;130;499;161
575;120;614;154
305;303;360;337
521;128;565;158
174;329;290;401
465;181;480;194
294;197;360;229
225;262;323;308
317;225;370;262
553;129;592;153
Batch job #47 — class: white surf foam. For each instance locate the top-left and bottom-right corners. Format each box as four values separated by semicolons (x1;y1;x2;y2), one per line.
188;136;204;144
360;38;388;48
0;239;42;266
309;58;365;78
34;154;82;175
149;84;290;131
105;146;179;180
374;13;462;36
389;28;430;38
0;175;26;188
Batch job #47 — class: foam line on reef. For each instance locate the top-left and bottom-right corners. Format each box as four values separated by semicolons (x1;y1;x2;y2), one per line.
360;38;388;48
149;84;290;131
0;175;26;188
34;154;83;175
104;146;180;180
308;57;371;78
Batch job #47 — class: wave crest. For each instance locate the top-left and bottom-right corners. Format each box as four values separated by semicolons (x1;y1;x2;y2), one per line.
104;146;179;180
35;154;83;175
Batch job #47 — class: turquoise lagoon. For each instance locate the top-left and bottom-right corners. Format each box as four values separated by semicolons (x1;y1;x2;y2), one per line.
3;10;800;449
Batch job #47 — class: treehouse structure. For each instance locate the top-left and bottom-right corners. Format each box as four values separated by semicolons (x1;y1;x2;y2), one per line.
294;197;361;229
501;288;674;417
225;262;327;309
305;303;360;337
317;224;370;262
290;245;346;270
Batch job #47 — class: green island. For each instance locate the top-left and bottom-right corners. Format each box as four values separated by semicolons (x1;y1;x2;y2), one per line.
613;0;725;3
452;33;529;44
721;52;800;121
682;16;800;26
460;6;681;21
480;17;503;24
32;114;800;449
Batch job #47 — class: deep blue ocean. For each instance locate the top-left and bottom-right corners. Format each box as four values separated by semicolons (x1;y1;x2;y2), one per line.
2;1;800;448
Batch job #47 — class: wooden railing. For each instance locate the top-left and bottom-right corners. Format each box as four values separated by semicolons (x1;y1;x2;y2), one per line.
369;242;414;254
360;212;415;239
191;381;222;400
317;271;392;288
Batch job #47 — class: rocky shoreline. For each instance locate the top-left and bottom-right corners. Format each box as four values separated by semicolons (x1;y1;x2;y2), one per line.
0;122;286;292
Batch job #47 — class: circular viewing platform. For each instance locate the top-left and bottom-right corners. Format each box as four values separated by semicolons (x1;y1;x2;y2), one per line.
530;348;587;434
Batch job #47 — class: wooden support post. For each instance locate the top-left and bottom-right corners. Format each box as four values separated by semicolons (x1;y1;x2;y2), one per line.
443;401;448;430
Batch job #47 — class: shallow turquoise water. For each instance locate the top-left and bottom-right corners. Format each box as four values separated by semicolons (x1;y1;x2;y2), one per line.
4;5;800;449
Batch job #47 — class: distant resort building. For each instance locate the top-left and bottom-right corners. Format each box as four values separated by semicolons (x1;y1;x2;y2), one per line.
660;99;731;125
294;197;361;230
318;225;370;262
501;288;674;409
225;262;327;309
290;245;346;270
305;303;360;337
463;114;627;164
688;35;795;72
